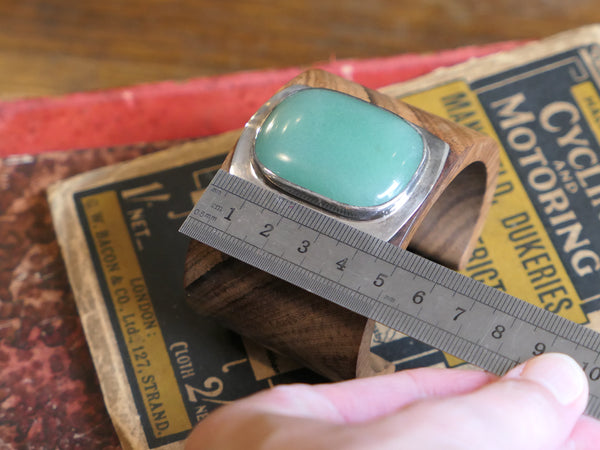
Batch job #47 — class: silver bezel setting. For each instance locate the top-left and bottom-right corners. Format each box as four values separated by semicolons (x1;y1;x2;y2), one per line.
230;85;449;242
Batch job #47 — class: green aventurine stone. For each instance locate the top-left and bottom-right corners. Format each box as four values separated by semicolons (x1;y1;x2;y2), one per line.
254;88;424;208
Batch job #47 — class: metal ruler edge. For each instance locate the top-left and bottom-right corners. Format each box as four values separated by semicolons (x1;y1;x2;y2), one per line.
180;169;600;418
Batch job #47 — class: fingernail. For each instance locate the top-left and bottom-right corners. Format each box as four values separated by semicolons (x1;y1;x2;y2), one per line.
508;353;587;406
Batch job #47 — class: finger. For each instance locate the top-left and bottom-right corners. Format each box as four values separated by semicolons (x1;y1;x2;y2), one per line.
568;415;600;450
365;353;588;450
185;367;495;449
234;366;495;423
312;366;496;422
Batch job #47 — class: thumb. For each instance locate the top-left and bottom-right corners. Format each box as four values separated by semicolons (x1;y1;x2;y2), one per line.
373;353;588;450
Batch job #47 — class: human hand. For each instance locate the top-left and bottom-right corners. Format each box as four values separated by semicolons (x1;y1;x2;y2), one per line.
185;353;600;449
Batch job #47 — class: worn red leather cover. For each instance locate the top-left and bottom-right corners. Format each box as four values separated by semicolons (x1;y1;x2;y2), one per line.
0;42;519;157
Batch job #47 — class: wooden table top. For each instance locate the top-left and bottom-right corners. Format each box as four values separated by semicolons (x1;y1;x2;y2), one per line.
1;1;599;99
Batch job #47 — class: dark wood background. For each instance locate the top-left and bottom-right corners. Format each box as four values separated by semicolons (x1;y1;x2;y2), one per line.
2;0;600;100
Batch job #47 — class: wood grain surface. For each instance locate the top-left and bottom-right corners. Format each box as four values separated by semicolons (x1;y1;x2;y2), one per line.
1;0;600;99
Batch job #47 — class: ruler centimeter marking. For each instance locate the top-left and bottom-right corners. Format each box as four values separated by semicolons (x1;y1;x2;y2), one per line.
180;170;600;419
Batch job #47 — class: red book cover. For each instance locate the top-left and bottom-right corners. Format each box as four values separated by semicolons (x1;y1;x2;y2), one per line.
0;42;518;156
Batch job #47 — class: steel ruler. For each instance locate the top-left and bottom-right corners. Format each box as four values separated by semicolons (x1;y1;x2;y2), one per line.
180;169;600;418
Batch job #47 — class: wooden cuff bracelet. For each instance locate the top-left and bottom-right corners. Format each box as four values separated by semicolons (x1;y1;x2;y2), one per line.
183;69;500;381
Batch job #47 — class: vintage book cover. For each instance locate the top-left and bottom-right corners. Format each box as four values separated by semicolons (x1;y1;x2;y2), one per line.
0;142;175;448
48;134;329;449
378;24;600;367
1;44;517;448
47;25;600;449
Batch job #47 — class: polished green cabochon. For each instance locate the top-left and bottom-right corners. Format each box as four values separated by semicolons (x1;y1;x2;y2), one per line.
254;88;424;208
